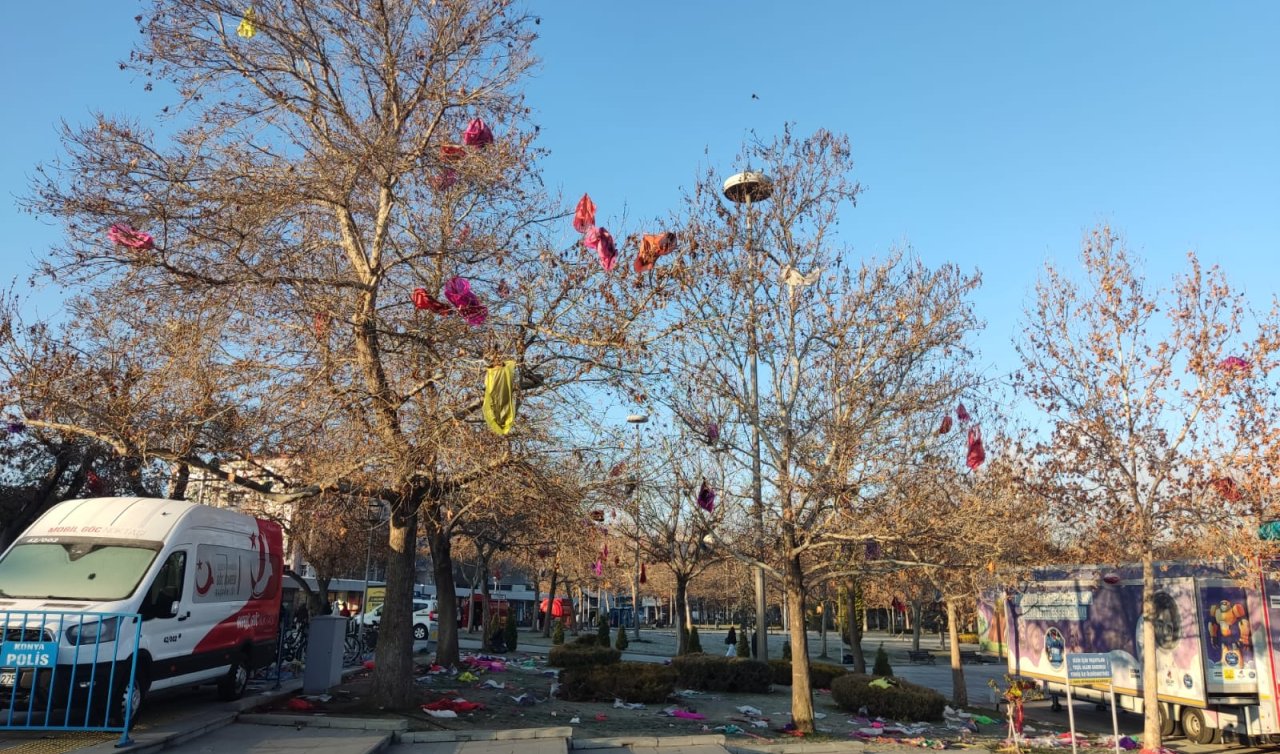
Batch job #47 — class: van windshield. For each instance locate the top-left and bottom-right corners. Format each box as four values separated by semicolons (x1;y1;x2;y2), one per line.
0;539;161;601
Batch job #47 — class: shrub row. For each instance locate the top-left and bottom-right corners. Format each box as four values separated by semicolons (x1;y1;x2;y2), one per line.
956;632;979;644
548;643;621;668
557;662;677;703
830;673;946;721
670;653;771;693
768;659;848;689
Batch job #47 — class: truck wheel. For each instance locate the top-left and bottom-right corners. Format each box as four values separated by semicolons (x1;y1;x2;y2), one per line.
1181;707;1217;745
413;624;428;640
1158;704;1176;737
217;652;250;701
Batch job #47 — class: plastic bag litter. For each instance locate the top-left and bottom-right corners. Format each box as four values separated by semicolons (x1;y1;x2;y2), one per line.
716;725;744;734
736;705;763;717
613;699;646;710
569;716;580;724
299;694;331;702
675;689;703;697
424;709;458;718
480;680;505;689
457;671;479;682
751;720;768;728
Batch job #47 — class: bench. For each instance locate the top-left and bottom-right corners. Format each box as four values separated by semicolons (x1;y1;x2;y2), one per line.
907;649;936;665
959;650;996;664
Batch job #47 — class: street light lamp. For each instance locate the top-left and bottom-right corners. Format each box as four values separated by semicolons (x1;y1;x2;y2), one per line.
723;168;772;661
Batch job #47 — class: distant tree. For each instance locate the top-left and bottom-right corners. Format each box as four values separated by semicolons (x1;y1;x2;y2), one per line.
1014;228;1280;747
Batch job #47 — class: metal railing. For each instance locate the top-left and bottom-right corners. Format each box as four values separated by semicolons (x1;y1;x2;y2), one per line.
1;610;142;748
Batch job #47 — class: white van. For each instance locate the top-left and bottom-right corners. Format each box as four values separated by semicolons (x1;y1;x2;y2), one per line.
0;497;284;724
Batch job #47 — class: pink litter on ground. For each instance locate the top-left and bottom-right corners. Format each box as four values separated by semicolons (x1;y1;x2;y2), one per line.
672;710;705;720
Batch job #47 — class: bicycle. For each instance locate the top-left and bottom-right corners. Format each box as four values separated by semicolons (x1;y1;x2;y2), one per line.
342;620;378;666
281;619;309;663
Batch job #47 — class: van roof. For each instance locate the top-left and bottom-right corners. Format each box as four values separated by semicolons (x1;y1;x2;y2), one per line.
27;497;255;542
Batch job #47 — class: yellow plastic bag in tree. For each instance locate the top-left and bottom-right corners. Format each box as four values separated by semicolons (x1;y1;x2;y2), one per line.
483;360;517;435
237;7;257;39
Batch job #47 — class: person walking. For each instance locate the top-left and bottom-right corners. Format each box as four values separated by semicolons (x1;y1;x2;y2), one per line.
725;625;738;656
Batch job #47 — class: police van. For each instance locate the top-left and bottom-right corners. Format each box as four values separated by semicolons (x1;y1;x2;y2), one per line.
0;497;283;724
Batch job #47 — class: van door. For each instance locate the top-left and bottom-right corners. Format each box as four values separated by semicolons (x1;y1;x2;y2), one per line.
140;549;201;687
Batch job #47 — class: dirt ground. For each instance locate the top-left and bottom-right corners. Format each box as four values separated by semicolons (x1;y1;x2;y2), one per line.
253;649;1085;749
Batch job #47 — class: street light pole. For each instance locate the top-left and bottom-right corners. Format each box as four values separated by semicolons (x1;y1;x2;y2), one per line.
626;413;648;641
723;170;773;661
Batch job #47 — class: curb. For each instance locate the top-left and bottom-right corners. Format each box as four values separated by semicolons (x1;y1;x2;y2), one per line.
399;726;573;743
239;713;408;731
724;744;869;754
573;734;727;749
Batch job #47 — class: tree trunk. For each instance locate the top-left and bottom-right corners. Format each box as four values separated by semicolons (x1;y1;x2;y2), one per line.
1141;549;1161;747
369;503;417;708
946;598;968;706
631;548;642;640
543;568;559;637
168;462;190;500
819;598;829;658
846;583;866;673
316;575;333;614
480;559;493;651
428;524;462;668
784;545;815;734
674;575;689;655
910;601;922;650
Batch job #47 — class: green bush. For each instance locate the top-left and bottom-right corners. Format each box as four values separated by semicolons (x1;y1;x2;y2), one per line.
671;653;771;693
505;616;518;652
736;628;751;658
597;615;611;646
768;659;848;689
872;644;894;677
687;625;703;653
552;620;565;645
615;626;629;651
830;673;946;721
573;634;601;647
558;662;678;703
548;644;621;668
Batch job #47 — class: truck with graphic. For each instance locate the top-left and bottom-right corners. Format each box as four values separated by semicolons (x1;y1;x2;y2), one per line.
0;497;283;726
1006;562;1280;745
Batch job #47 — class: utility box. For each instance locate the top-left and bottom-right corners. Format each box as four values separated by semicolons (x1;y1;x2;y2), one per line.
303;615;346;693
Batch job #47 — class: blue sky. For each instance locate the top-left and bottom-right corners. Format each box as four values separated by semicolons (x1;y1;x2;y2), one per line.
3;1;1278;390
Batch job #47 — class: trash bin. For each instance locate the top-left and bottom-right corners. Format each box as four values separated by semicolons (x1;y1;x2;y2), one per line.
303;615;346;693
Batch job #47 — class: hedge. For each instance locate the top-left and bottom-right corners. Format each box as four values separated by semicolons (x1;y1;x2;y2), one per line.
830;673;946;721
671;653;771;693
548;643;621;668
558;662;678;703
768;659;848;689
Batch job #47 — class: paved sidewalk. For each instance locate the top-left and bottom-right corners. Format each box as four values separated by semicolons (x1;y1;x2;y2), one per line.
160;724;391;754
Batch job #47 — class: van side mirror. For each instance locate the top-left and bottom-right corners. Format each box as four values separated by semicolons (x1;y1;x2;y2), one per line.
167;600;180;619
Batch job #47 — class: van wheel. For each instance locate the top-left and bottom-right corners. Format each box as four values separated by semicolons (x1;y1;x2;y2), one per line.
413;624;428;641
1181;707;1218;745
217;652;250;701
108;662;148;728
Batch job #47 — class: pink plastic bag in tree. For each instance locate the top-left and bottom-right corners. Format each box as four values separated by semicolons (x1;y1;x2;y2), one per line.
463;118;494;148
443;276;488;326
583;227;617;272
573;194;596;234
412;287;453;315
966;426;986;470
956;402;971;423
938;415;952;435
107;223;155;251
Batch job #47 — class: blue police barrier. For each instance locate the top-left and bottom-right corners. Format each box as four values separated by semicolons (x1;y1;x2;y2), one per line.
1;609;143;747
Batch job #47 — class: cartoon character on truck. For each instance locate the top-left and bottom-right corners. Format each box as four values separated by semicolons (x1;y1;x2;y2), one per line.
1206;596;1251;664
0;497;283;728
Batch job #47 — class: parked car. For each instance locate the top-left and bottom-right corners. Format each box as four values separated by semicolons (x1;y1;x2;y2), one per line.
354;599;433;630
412;599;438;641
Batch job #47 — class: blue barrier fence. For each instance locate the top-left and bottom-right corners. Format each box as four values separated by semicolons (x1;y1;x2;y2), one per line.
1;610;142;747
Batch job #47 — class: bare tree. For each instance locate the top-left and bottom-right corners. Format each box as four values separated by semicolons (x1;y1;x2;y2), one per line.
16;0;662;708
1013;228;1280;746
662;128;982;733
